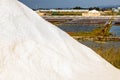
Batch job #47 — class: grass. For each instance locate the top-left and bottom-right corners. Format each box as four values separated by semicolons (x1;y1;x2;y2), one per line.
40;11;82;16
68;32;93;36
68;26;112;37
68;28;120;69
48;18;120;69
93;47;120;69
52;12;82;16
68;26;120;69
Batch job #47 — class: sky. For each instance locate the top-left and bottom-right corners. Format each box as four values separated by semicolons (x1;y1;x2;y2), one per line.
20;0;120;9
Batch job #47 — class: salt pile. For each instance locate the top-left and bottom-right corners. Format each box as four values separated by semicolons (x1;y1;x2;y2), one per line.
0;0;120;80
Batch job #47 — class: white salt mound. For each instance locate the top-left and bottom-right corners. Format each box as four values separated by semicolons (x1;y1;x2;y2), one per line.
0;0;120;80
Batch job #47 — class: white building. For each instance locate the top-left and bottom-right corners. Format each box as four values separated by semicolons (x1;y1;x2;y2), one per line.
118;7;120;10
112;8;119;12
39;9;89;12
82;10;101;17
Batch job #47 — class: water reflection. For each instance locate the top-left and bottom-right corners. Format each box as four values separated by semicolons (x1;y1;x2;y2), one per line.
110;26;120;37
59;25;120;36
80;40;120;49
58;25;120;49
59;25;100;32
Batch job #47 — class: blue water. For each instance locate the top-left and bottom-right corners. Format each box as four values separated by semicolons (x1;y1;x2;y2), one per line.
59;25;99;32
110;26;120;37
80;41;120;49
58;25;120;49
59;25;120;36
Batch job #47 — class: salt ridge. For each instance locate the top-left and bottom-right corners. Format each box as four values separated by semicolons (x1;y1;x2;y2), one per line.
0;0;120;80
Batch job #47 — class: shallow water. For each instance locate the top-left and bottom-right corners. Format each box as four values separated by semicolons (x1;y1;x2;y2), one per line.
58;25;120;36
58;25;99;32
110;26;120;37
79;40;120;49
58;25;120;49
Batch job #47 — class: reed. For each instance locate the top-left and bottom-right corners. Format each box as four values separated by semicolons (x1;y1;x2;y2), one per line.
93;47;120;69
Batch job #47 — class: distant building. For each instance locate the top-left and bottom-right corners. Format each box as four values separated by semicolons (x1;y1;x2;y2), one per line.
82;10;101;17
39;12;46;16
39;9;89;13
118;7;120;12
35;10;46;16
112;8;119;12
118;7;120;10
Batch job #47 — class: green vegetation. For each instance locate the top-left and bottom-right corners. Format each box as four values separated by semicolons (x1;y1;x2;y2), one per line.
68;27;112;37
40;10;118;16
117;12;120;15
72;6;102;11
41;11;120;68
69;17;120;69
39;11;83;16
73;6;83;9
93;47;120;69
68;17;113;37
52;12;82;16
